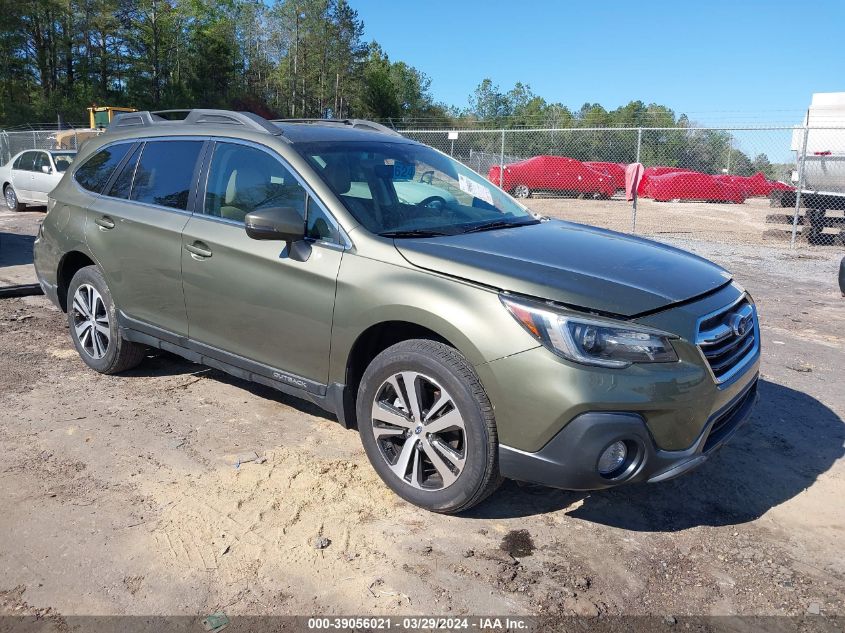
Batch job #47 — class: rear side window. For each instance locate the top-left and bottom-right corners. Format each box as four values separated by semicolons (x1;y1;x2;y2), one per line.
130;140;202;210
75;143;132;193
106;144;142;200
15;152;36;171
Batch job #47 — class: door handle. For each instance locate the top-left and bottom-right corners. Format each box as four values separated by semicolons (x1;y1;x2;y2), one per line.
95;216;115;230
185;241;212;259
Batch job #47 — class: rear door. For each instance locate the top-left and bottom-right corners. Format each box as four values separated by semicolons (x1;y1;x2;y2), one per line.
11;151;37;200
181;139;345;388
84;138;206;336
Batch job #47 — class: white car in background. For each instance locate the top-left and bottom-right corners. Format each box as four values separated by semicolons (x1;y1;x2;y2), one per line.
1;149;76;211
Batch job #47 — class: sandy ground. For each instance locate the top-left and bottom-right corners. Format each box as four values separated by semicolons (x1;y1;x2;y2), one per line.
526;196;845;248
0;207;844;626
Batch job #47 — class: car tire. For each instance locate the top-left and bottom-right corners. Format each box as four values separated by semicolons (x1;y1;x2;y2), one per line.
357;339;502;514
66;265;146;374
4;185;25;212
512;184;530;199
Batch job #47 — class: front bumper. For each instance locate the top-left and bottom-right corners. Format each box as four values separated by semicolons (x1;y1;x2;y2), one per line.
498;375;758;490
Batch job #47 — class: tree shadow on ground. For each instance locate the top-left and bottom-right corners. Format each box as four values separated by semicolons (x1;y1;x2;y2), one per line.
0;232;35;267
468;379;844;531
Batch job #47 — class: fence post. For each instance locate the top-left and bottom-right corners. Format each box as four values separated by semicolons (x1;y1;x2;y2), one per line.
499;129;505;188
632;128;642;233
635;127;642;165
790;126;809;247
726;135;733;174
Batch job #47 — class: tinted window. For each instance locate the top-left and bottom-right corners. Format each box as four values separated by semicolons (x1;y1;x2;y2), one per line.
33;152;50;172
204;142;306;224
106;144;142;199
75;143;132;193
15;152;37;171
131;140;202;210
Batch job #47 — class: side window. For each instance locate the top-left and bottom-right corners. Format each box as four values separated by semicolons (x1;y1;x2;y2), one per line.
75;144;132;193
130;140;203;210
305;198;342;244
106;144;142;200
15;152;36;172
33;152;50;173
204;142;306;224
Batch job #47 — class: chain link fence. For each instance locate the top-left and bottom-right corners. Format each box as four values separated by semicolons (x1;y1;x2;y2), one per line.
3;122;844;249
401;126;845;249
0;125;101;166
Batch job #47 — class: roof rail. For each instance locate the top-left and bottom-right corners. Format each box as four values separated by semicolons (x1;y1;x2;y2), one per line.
106;109;283;136
271;118;403;137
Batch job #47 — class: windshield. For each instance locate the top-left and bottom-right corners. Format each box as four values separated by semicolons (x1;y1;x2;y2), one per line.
50;152;75;172
296;141;537;237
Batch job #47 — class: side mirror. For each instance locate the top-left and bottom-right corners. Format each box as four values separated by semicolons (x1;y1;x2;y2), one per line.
41;165;51;174
244;206;305;242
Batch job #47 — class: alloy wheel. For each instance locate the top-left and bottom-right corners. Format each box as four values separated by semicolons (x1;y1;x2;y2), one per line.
513;185;530;198
5;187;16;210
370;371;467;490
71;284;110;359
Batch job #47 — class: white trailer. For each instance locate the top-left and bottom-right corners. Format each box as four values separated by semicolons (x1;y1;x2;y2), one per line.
769;93;845;244
790;92;845;194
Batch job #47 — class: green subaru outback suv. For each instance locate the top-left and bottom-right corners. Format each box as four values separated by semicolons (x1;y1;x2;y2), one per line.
34;110;760;513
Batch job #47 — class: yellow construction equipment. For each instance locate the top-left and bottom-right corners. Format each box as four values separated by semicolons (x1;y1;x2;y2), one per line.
88;106;137;129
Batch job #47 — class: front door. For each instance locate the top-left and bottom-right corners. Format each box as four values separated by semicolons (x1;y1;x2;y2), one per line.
181;140;344;388
30;152;54;204
85;138;206;336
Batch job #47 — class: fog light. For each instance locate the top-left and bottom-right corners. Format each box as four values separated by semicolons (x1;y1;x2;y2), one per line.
597;441;627;476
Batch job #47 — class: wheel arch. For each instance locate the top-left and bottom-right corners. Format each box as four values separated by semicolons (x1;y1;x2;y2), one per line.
335;315;487;430
56;251;97;312
346;320;452;384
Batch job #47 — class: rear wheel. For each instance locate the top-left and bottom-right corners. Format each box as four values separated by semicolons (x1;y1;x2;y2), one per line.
357;339;501;513
67;266;146;374
4;185;24;211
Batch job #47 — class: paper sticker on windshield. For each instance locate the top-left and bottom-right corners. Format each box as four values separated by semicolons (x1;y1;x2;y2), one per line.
458;174;494;205
393;161;415;181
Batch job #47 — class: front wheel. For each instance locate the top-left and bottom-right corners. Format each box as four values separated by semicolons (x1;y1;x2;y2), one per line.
4;185;25;211
67;265;146;374
357;339;501;513
512;184;531;198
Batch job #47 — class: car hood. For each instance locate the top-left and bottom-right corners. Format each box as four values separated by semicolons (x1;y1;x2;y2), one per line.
394;220;732;317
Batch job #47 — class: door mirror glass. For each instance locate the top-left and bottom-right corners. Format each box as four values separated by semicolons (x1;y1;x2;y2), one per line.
41;165;51;174
244;206;305;242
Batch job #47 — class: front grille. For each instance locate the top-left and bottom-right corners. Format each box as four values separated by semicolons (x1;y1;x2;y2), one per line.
696;297;758;384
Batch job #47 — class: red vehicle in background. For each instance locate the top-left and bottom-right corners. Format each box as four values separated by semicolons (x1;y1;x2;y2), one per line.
489;155;615;199
583;161;627;191
713;172;794;197
647;171;746;203
636;166;697;197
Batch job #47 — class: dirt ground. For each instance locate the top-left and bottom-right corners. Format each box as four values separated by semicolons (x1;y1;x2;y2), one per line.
527;195;845;248
1;206;844;626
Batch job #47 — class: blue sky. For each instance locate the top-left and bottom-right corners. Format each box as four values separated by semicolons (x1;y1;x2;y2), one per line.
353;0;845;126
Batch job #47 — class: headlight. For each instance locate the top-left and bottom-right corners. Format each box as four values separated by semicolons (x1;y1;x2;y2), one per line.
501;296;679;368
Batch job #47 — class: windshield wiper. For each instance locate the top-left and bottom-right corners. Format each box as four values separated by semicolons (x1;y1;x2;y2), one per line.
379;229;449;238
461;219;539;234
